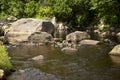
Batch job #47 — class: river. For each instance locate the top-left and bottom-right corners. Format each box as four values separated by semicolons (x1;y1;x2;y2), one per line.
7;45;120;80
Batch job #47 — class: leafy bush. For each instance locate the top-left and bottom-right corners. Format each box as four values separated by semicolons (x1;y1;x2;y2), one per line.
0;44;12;72
0;0;120;29
36;6;53;19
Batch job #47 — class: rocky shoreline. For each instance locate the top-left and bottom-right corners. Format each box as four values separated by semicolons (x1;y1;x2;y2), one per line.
0;18;120;54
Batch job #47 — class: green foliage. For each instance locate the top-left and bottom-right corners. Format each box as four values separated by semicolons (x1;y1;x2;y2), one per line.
0;0;120;29
90;0;120;25
0;44;13;72
52;0;72;21
36;6;53;19
24;1;37;17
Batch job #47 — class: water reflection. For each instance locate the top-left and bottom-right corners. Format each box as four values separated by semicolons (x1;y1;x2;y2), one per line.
7;45;120;80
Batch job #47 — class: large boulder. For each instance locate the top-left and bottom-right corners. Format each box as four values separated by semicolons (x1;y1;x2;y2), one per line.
109;45;120;56
6;18;55;45
8;68;61;80
66;31;90;43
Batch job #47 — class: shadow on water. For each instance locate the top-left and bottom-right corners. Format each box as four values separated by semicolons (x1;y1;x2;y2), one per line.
7;45;120;80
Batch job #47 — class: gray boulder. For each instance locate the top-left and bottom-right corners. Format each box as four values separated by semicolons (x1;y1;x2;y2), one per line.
109;45;120;55
8;68;61;80
6;18;55;44
66;31;90;43
28;32;53;43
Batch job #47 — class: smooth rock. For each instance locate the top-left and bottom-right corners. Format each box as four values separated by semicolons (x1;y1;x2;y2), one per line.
61;47;78;53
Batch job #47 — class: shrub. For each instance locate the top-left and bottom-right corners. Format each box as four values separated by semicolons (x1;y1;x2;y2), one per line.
0;44;12;72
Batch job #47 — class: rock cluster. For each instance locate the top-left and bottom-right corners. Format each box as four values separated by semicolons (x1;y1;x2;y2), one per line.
1;18;120;56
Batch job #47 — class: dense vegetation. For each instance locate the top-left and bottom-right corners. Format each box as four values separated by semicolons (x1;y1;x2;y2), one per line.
0;0;120;30
0;44;12;72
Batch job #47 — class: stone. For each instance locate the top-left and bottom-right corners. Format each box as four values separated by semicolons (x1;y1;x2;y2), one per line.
6;18;55;45
32;55;44;61
54;23;68;39
0;69;4;79
66;31;90;43
109;45;120;56
79;39;100;45
28;32;53;43
61;47;78;53
8;68;61;80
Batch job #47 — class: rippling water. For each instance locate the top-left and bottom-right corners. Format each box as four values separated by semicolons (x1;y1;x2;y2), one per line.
7;45;120;80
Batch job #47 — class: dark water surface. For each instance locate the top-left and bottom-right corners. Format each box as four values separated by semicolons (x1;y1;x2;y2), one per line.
7;45;120;80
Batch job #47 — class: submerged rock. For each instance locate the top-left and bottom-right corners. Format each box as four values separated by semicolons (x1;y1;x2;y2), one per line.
6;18;55;45
8;68;61;80
79;39;100;45
109;45;120;56
32;55;44;61
61;47;78;54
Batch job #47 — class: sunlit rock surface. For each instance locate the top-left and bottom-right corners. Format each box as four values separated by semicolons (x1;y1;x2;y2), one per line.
109;45;120;55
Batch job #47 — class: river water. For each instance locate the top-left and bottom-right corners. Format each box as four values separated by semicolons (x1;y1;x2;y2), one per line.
7;45;120;80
